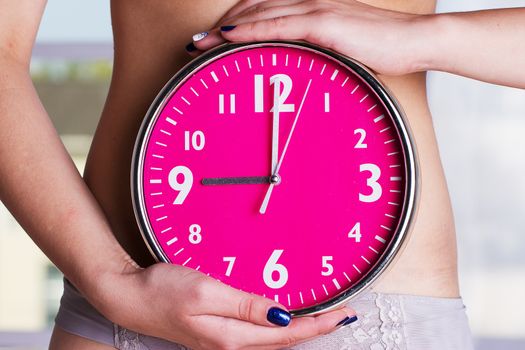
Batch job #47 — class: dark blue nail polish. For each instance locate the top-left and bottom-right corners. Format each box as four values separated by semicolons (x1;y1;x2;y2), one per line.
267;307;291;327
336;316;350;327
221;25;237;32
185;42;197;52
343;315;358;326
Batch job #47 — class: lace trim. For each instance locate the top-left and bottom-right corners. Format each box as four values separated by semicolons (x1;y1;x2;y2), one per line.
112;293;409;350
376;293;407;349
335;292;407;350
114;324;151;350
113;324;192;350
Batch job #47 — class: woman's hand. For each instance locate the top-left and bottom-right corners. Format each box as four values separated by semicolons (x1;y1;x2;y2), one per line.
187;0;431;76
97;262;356;350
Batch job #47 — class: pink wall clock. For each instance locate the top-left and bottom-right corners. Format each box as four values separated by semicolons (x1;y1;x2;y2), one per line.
131;41;418;316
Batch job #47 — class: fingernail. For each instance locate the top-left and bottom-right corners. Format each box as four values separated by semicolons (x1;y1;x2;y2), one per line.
185;42;197;52
192;32;208;42
220;25;237;32
336;316;350;327
340;316;357;327
267;307;291;327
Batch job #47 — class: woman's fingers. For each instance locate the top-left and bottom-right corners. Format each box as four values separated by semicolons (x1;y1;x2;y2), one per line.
196;306;356;349
215;0;272;27
184;42;203;58
190;276;293;327
222;2;312;29
187;0;419;74
265;308;356;348
183;273;357;348
220;14;318;43
189;1;310;53
122;264;358;349
219;0;307;26
191;28;226;52
189;0;269;53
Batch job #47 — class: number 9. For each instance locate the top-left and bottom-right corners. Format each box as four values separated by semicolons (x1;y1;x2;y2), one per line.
168;165;193;205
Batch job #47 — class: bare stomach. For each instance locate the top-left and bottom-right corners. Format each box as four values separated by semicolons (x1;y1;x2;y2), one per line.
84;0;459;299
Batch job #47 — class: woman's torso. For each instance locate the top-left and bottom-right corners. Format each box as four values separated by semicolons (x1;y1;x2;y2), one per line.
84;0;459;298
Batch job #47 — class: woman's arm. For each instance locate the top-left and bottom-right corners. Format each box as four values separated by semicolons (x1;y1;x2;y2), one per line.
190;0;525;88
0;0;128;304
0;2;354;348
424;8;525;88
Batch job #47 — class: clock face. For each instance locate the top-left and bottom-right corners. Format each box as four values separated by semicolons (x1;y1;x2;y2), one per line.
132;42;417;315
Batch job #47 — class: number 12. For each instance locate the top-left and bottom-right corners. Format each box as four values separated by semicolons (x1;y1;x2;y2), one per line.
254;74;295;113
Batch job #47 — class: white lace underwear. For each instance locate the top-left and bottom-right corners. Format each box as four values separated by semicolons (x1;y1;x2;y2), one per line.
55;278;473;350
112;291;474;350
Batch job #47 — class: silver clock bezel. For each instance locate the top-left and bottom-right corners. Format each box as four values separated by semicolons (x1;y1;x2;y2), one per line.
131;41;419;317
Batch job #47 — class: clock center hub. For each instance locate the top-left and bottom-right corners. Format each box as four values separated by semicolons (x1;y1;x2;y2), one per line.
270;174;282;185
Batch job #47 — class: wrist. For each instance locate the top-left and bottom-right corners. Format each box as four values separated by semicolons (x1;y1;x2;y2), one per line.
62;229;143;317
414;13;457;72
90;262;175;332
82;252;144;322
409;13;450;73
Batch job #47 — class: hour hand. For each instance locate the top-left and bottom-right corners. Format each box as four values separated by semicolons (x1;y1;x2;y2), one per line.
201;176;271;186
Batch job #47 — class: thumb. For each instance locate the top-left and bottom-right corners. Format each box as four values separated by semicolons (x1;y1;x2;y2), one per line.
197;277;292;327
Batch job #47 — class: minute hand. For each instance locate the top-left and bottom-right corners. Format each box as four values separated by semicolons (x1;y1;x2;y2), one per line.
259;79;313;214
271;76;280;175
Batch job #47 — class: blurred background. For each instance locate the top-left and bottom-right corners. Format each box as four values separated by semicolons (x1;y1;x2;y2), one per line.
0;0;524;349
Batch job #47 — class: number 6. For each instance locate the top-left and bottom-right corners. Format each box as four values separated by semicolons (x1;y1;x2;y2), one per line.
263;249;288;289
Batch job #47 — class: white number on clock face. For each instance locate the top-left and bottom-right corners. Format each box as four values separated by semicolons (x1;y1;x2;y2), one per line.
254;74;295;113
168;165;193;204
359;163;382;203
184;130;205;151
223;257;236;277
188;224;202;244
348;222;362;242
218;94;236;114
321;256;334;276
263;249;288;289
354;128;367;149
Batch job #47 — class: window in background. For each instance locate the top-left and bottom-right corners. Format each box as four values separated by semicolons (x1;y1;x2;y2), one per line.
44;265;62;326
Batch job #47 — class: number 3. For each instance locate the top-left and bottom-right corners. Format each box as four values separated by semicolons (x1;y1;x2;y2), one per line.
359;163;382;203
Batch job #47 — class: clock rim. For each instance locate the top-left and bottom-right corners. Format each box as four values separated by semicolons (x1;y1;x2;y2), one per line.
130;40;420;316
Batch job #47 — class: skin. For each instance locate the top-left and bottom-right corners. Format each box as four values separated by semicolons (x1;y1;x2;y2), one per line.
0;0;524;349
